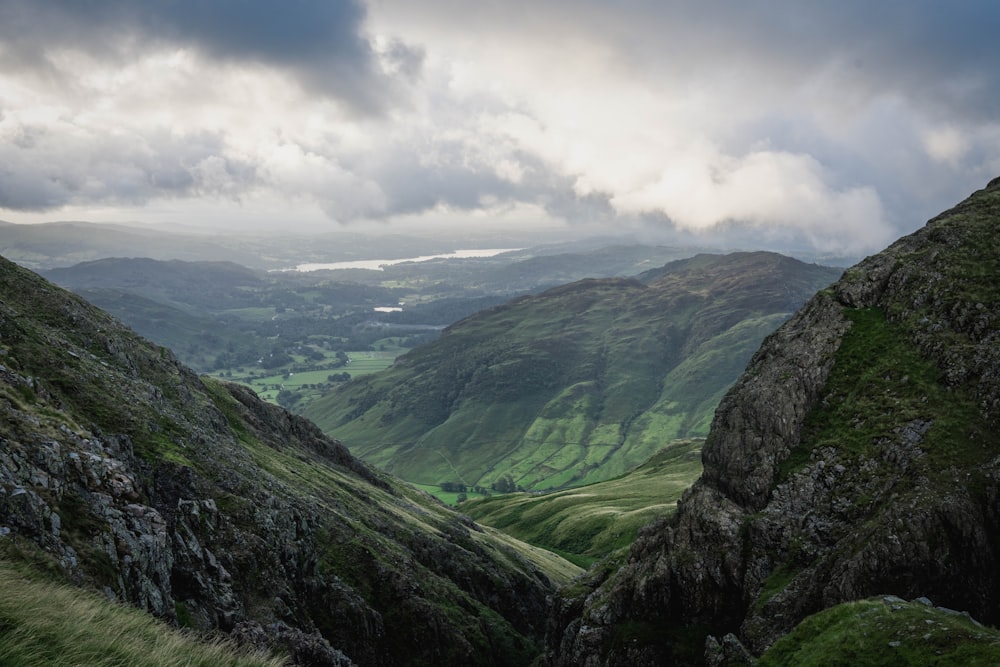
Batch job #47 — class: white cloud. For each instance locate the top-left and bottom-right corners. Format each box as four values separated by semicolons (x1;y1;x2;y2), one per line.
610;149;893;255
922;125;970;166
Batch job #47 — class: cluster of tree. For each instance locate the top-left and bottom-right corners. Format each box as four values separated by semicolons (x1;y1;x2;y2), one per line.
256;347;293;369
490;476;523;493
438;477;524;496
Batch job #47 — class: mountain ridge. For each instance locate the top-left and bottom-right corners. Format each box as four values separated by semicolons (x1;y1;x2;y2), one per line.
542;178;1000;664
0;255;577;665
305;251;842;491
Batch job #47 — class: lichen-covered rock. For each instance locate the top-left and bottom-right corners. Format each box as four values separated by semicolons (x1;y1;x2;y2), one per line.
545;178;1000;665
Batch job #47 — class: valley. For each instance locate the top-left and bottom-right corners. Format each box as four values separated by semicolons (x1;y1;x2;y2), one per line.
41;241;701;417
2;179;999;665
461;438;705;567
305;252;842;493
3;3;997;665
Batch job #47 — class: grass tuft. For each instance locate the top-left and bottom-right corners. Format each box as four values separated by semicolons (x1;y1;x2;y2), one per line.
0;559;287;667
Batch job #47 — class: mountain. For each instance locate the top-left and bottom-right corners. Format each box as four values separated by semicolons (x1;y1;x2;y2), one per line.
43;257;266;314
0;255;579;665
304;252;842;491
0;220;266;270
543;178;1000;665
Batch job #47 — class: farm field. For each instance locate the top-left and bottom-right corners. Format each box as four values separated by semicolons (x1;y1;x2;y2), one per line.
209;344;404;412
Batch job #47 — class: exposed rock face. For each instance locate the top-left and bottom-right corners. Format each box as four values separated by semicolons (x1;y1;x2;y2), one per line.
544;178;1000;665
0;256;569;666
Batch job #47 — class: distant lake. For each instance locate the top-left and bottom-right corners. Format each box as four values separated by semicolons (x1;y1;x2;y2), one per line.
281;248;522;272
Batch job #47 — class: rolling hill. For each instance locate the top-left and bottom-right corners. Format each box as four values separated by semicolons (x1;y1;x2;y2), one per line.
304;251;842;491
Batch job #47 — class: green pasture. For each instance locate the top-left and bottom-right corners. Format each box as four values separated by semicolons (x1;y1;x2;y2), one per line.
209;346;402;412
461;439;704;565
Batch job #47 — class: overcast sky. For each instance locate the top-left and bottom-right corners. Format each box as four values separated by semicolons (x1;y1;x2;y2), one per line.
1;1;998;255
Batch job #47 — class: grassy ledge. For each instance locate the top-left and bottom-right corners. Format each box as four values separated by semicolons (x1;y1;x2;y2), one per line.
758;597;1000;666
779;306;996;485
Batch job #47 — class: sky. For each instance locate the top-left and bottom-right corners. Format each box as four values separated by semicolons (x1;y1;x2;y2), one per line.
1;1;998;256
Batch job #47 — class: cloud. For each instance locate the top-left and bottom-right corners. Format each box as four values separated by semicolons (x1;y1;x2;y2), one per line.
1;0;999;257
611;149;892;255
0;112;255;209
0;0;397;113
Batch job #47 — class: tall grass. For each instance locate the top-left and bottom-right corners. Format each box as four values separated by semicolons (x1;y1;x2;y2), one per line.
0;561;287;667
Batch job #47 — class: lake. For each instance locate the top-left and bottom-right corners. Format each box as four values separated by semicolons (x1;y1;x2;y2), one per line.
282;248;522;272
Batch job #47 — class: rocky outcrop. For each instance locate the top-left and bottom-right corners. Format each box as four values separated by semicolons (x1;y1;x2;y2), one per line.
0;256;571;666
544;178;1000;665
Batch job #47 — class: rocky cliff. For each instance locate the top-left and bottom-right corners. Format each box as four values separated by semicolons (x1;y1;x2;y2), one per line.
544;177;1000;665
0;256;578;666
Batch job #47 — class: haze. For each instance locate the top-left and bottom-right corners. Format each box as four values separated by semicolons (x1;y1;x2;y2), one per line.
1;1;998;257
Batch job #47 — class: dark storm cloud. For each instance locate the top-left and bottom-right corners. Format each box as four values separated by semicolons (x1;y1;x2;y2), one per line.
367;142;598;222
373;150;523;216
0;0;393;112
602;0;1000;121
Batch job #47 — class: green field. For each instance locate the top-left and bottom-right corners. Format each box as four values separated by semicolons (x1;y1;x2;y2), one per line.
460;439;704;565
411;482;491;506
210;345;402;412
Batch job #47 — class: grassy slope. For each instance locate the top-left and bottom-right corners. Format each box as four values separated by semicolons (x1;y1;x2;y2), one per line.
201;377;582;590
758;597;1000;666
0;552;285;667
460;439;704;566
305;252;840;491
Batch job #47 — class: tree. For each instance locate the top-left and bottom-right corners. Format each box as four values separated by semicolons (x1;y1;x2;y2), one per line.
491;476;516;493
276;389;300;408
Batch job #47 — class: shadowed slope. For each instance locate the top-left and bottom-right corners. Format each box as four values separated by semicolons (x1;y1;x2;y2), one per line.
543;178;1000;665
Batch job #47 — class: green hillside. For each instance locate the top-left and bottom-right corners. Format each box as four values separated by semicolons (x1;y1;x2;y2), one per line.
461;438;704;566
304;252;841;491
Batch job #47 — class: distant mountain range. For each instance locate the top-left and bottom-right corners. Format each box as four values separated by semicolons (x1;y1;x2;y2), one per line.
305;251;842;490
